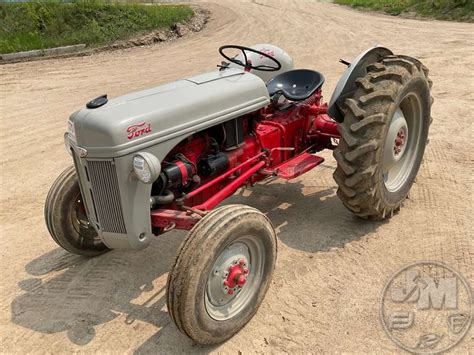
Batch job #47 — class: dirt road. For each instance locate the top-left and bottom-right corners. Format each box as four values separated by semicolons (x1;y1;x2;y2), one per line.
1;0;472;352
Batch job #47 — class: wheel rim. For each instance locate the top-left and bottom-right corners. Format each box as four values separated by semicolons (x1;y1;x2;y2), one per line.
70;192;101;247
205;236;265;321
382;93;423;192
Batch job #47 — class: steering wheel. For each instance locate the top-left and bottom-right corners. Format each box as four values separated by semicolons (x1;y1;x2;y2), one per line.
219;45;282;72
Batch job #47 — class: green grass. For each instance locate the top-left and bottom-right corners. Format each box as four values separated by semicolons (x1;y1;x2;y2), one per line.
0;1;193;53
334;0;473;22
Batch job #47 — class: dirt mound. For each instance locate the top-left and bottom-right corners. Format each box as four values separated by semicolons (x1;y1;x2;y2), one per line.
0;6;209;63
108;6;209;50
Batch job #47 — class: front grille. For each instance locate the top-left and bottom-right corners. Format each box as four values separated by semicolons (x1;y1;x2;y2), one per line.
86;160;127;234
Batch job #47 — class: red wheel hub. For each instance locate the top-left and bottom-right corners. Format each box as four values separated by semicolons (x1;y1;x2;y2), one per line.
223;258;249;295
393;129;406;155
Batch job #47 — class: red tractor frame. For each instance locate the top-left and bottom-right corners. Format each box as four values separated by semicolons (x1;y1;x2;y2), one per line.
151;90;338;231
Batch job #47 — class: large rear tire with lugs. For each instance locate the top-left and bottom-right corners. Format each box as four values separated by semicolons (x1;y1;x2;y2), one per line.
333;54;433;219
166;204;277;345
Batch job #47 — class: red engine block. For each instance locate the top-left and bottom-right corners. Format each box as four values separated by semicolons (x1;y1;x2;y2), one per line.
151;90;339;231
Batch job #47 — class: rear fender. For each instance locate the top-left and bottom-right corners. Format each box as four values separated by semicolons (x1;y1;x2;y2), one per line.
328;46;393;122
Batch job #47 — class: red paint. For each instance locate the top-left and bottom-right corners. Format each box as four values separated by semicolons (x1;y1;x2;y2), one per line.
151;88;342;231
256;123;282;164
127;122;151;140
192;160;265;211
260;49;274;58
394;129;406;155
185;152;265;201
175;160;189;184
312;114;339;138
223;258;249;295
150;209;200;230
245;59;253;72
274;152;324;180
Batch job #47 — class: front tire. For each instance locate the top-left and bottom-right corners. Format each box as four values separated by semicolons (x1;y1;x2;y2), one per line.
166;205;277;345
333;55;433;219
44;166;109;256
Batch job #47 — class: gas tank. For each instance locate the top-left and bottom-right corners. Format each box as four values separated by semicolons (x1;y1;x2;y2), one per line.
229;44;294;83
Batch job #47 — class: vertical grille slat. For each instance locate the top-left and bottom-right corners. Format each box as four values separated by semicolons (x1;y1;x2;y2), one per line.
86;160;127;234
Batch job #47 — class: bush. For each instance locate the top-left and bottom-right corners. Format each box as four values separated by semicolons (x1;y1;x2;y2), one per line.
0;1;193;53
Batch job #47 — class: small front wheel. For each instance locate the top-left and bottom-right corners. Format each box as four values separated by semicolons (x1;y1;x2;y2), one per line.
166;205;277;345
44;166;109;256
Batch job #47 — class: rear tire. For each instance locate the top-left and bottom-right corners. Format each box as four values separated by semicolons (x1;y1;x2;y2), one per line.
166;205;277;344
333;55;433;219
44;166;109;256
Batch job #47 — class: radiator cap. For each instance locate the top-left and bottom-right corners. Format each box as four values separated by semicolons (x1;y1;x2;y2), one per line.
86;94;108;109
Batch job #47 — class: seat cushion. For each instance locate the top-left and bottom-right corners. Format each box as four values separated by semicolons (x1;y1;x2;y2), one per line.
266;69;325;101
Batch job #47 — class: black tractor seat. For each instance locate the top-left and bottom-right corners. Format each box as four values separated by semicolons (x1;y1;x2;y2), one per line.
266;69;325;101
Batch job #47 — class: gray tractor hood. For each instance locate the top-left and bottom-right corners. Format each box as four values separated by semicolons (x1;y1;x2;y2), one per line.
68;68;270;158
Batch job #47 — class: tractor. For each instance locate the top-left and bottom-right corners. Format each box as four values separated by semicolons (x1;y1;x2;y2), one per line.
45;44;432;344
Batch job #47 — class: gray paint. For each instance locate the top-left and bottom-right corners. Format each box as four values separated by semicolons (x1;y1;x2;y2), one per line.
228;43;295;83
67;68;270;249
66;46;392;250
328;46;393;122
69;68;269;158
